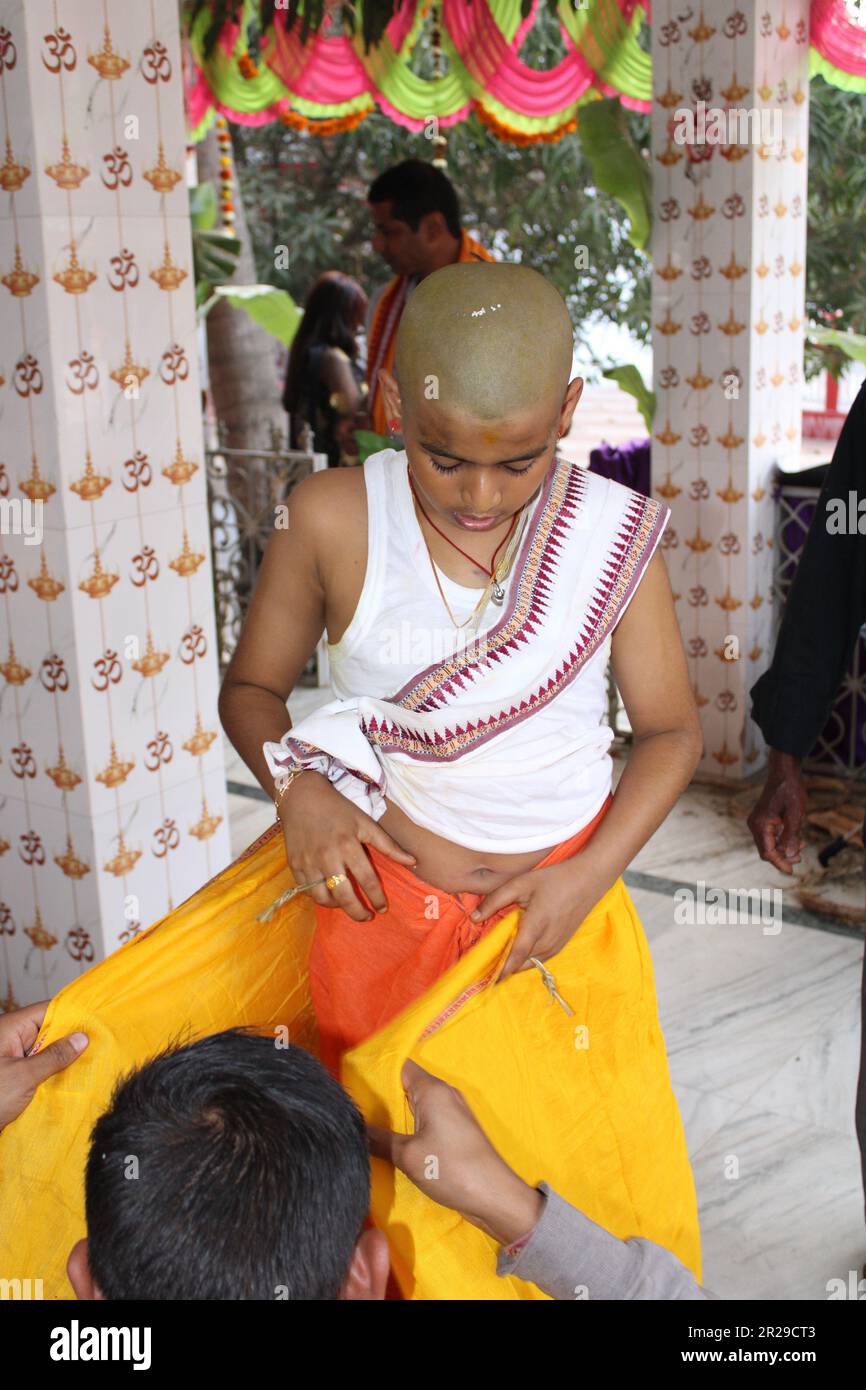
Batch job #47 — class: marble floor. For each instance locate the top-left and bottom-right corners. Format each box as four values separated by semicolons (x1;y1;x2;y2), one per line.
636;885;863;1300
224;707;865;1301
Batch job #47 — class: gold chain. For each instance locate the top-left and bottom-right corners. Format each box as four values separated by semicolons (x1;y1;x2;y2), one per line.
426;551;492;630
416;504;530;632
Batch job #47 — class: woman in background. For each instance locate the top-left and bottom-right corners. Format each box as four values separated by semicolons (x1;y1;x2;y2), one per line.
283;271;368;467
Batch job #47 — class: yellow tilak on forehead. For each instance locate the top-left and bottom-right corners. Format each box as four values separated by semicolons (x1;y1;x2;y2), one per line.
394;262;574;421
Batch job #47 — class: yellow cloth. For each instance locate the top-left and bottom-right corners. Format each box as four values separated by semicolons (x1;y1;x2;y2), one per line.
344;875;701;1299
0;822;318;1300
0;825;699;1301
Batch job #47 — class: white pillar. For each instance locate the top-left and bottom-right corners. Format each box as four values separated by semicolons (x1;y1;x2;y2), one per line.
651;1;810;779
0;0;230;1008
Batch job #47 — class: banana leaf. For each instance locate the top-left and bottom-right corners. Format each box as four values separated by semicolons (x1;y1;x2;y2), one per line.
809;326;866;367
200;284;303;345
190;183;241;307
602;363;656;432
577;99;652;251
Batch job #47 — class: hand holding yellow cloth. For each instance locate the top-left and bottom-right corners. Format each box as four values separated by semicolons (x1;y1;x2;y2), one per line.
343;875;701;1300
0;823;318;1300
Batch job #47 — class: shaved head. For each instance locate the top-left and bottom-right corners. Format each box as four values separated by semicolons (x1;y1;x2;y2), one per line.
393;262;573;422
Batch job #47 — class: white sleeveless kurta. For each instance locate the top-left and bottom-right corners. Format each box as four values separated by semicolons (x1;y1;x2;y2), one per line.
264;449;668;853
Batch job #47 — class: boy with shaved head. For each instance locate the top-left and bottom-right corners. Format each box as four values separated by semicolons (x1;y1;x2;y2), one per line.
221;262;704;1288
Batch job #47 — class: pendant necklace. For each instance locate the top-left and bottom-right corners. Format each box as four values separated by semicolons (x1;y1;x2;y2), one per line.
408;470;526;630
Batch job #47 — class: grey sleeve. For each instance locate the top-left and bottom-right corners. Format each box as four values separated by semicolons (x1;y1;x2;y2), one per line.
496;1184;717;1301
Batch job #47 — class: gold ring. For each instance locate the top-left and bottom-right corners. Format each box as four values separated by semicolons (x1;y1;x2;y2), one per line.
325;873;347;891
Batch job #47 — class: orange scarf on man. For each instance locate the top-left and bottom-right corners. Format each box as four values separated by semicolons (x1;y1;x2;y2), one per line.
366;229;495;434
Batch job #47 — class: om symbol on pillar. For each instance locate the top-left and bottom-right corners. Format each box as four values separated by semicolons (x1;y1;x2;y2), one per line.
102;147;133;190
14;354;43;397
66;352;99;394
0;555;18;593
0;27;19;72
144;731;174;772
108;249;139;291
122;451;152;492
19;830;45;866
42;26;75;73
130;546;160;587
159;345;189;385
180;625;208;664
141;41;171;83
40;654;69;693
11;743;36;780
152;819;180;858
66;926;94;964
92;650;123;692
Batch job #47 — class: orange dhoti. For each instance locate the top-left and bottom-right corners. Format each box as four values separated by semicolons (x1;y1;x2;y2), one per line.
310;800;610;1074
335;803;701;1296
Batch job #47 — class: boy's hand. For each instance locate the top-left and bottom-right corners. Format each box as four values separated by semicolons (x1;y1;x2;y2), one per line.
279;771;416;921
469;862;596;979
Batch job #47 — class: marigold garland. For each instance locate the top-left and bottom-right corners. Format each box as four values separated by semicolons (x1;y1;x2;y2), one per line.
215;115;236;229
279;98;576;147
278;106;371;136
474;103;578;146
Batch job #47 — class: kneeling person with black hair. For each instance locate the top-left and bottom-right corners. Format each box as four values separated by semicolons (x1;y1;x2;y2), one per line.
68;1029;713;1301
68;1031;388;1301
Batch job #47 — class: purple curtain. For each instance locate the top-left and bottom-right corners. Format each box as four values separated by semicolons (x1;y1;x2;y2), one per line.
587;438;651;498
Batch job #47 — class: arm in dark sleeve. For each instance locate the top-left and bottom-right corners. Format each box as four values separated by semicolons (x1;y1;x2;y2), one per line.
497;1184;716;1300
750;382;866;756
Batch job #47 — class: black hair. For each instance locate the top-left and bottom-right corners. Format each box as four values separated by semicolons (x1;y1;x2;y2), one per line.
84;1030;370;1300
283;270;367;417
368;158;461;240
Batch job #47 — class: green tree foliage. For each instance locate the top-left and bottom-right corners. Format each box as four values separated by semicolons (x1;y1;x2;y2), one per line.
805;77;866;380
189;182;241;306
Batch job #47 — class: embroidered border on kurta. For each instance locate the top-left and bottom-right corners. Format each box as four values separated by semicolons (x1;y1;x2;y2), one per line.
361;466;667;763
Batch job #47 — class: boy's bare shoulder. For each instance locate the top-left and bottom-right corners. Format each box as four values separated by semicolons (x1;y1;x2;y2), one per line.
286;465;366;544
284;467;367;592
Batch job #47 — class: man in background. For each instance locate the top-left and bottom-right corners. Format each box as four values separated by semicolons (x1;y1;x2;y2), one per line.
365;159;494;434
